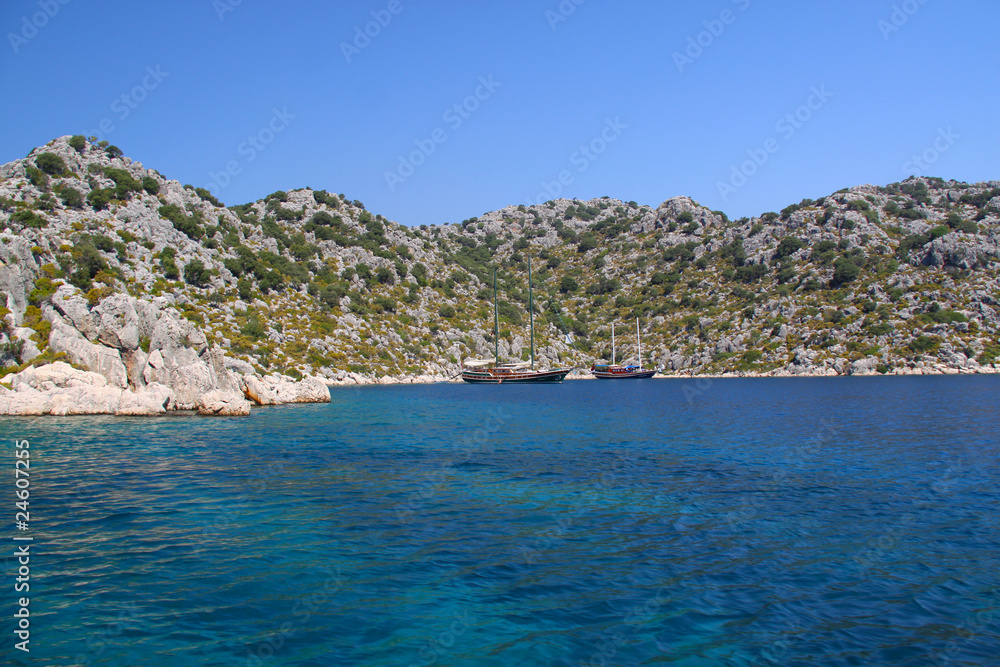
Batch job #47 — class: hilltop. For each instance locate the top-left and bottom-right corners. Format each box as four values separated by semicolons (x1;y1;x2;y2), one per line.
1;135;999;396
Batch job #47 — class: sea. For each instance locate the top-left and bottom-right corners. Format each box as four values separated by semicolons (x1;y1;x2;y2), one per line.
2;376;999;666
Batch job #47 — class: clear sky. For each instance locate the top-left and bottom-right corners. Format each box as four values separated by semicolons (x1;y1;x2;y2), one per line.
2;0;997;226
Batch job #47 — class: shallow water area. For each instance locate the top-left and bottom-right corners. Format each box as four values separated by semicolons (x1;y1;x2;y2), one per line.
1;376;999;666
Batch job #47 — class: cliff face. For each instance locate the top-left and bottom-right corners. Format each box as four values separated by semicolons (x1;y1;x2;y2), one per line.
1;136;999;397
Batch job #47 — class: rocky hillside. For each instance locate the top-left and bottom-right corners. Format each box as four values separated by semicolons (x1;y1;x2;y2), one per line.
2;135;999;387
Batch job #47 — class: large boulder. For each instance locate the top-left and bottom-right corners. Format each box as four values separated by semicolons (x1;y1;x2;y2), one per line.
241;374;331;405
143;347;212;409
0;362;124;416
197;390;252;416
150;313;207;354
47;319;129;388
143;345;249;412
50;284;99;341
0;235;38;318
116;382;174;416
91;293;141;350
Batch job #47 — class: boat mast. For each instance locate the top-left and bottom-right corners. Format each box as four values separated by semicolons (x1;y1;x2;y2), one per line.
612;322;616;366
493;269;499;365
636;317;642;370
528;257;535;369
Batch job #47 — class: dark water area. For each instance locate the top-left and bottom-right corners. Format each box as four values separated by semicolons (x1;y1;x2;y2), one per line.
2;376;999;666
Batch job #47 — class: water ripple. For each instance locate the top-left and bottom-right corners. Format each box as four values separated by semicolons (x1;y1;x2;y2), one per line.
1;377;999;665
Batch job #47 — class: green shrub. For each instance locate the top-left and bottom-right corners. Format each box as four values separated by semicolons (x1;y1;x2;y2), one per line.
22;306;51;347
184;259;210;288
237;277;253;300
142;176;159;195
411;262;428;286
496;300;523;325
439;304;456;318
158;204;204;240
69;240;109;290
28;276;58;305
58;186;84;209
241;313;266;340
87;188;114;211
69;135;86;153
35;153;66;175
897;234;929;259
104;168;143;199
586;277;619;295
928;225;950;240
909;336;941;354
830;257;862;287
577;234;599;253
25;166;48;188
735;264;767;283
195;187;223;207
775;236;805;259
559;276;580;294
318;283;346;308
11;210;47;228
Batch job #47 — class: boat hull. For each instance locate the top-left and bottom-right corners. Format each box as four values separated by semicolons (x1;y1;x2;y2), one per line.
461;368;572;384
590;367;657;379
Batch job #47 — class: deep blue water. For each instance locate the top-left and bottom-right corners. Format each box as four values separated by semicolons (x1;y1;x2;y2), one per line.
2;377;999;666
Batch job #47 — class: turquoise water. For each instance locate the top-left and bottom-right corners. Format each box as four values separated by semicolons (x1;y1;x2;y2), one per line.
2;377;999;666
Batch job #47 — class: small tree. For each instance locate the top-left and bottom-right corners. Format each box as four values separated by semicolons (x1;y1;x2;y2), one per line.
184;259;210;288
830;257;861;287
87;188;114;211
141;176;159;195
35;152;65;175
59;186;84;209
69;135;86;153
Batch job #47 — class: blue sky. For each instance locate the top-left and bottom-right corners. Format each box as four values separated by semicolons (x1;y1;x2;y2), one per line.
1;0;997;226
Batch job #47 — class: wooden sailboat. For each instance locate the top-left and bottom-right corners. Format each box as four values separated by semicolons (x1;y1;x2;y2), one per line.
590;318;657;379
461;259;572;384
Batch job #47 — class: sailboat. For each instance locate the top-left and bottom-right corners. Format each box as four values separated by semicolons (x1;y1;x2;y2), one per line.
590;318;657;379
461;259;572;384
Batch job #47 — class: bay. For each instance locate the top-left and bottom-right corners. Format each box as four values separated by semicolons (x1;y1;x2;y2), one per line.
2;376;999;666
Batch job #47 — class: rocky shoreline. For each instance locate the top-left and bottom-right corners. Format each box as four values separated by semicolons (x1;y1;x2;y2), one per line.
322;362;1000;386
0;286;330;416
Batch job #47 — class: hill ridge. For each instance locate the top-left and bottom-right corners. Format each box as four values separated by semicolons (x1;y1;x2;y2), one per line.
1;135;999;383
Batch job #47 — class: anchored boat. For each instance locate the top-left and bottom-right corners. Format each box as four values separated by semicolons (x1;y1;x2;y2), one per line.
461;260;571;384
590;318;657;379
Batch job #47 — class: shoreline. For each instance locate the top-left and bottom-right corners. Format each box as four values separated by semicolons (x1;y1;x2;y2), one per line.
323;363;1000;386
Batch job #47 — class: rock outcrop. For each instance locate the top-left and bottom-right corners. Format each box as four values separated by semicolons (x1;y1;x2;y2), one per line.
241;374;332;405
0;286;329;416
